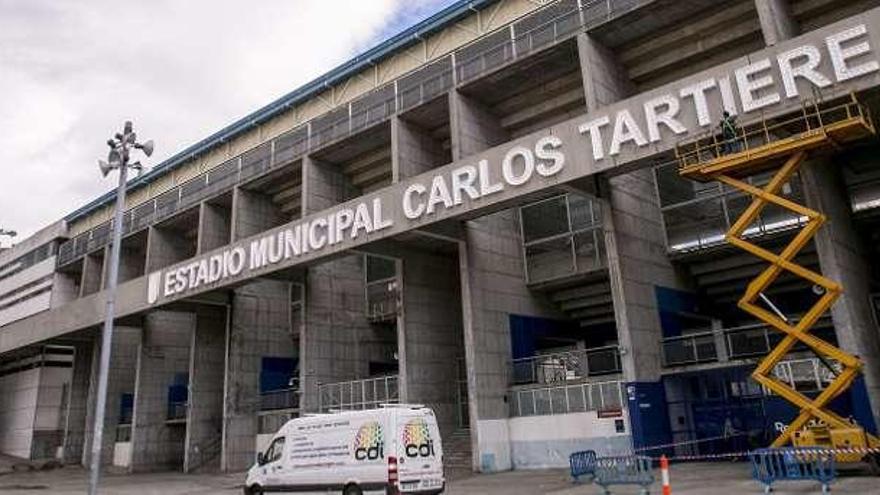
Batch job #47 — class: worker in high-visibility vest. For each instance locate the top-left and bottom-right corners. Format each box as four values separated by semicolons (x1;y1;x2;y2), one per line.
720;111;739;155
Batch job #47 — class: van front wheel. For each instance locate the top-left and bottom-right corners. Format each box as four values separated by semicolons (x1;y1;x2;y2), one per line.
342;484;363;495
244;485;262;495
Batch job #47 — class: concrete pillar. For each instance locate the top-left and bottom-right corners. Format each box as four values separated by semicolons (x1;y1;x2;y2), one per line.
299;257;373;412
61;339;93;464
301;155;358;213
755;0;798;47
391;116;448;182
184;305;227;472
398;250;464;436
145;225;192;273
577;33;633;109
222;280;293;472
116;243;146;284
449;90;562;471
578;29;679;382
82;327;140;467
231;187;283;242
129;311;194;472
79;252;103;297
449;91;508;159
801;162;880;426
601;169;683;380
712;319;730;363
197;202;231;254
297;152;373;413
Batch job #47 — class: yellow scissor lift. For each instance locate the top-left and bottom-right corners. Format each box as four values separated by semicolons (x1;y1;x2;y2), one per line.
675;94;880;468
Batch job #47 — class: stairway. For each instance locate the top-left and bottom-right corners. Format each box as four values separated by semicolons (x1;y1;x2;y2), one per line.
443;429;473;470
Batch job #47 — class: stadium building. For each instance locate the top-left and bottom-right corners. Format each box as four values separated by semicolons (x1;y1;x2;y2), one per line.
2;0;880;473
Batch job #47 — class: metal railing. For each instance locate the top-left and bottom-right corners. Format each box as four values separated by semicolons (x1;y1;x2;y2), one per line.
511;346;621;385
675;95;874;171
725;317;833;359
662;331;718;366
260;387;300;411
318;375;399;413
56;0;643;268
771;357;839;394
656;167;807;253
509;379;624;417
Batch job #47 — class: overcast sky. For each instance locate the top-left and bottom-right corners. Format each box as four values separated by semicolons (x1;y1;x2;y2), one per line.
0;0;457;244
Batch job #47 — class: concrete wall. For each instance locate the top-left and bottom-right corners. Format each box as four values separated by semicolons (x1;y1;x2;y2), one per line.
0;368;40;458
129;311;193;472
508;411;631;469
30;365;71;458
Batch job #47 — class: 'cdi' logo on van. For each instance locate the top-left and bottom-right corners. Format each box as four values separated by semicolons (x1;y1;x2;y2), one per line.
402;418;435;458
353;422;384;461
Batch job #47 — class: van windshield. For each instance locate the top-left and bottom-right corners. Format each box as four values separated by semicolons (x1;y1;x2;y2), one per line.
265;436;285;463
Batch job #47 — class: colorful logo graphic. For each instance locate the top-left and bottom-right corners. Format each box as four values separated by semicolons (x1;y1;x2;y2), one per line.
353;421;384;461
402;418;436;458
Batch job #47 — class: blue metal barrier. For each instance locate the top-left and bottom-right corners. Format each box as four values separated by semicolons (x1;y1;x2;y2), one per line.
594;455;654;495
750;448;836;493
569;450;597;483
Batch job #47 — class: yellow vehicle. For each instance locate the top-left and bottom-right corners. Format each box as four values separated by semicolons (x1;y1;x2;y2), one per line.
676;93;880;471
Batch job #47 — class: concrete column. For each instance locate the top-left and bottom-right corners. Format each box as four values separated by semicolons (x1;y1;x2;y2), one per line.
391;116;448;182
82;327;140;467
79;252;103;297
449;91;509;159
450;89;562;471
129;311;194;472
397;250;463;436
145;225;192;273
184;305;227;472
577;33;632;109
198;202;231;254
801;162;880;426
231;187;283;242
116;243;146;284
298;153;372;413
61;339;93;464
223;280;293;472
299;257;373;412
712;319;730;363
578;28;679;382
755;0;798;47
600;172;683;381
301;156;358;213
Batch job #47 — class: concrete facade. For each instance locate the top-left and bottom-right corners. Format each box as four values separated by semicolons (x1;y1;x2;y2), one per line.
2;0;880;480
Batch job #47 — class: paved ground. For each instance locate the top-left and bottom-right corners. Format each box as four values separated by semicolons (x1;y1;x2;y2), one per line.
0;462;878;494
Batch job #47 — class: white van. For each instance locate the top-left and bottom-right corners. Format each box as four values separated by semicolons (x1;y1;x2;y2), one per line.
244;404;445;495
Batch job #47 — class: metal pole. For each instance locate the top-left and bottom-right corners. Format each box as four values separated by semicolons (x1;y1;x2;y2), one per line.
88;150;129;495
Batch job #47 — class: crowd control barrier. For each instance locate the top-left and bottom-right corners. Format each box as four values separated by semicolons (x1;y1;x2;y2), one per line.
750;447;836;493
569;449;597;483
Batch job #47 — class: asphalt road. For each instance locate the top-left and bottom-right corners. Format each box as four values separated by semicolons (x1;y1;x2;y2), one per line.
1;462;879;494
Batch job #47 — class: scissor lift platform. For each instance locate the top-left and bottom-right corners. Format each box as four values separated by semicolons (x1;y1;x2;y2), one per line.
675;94;880;468
678;95;876;182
